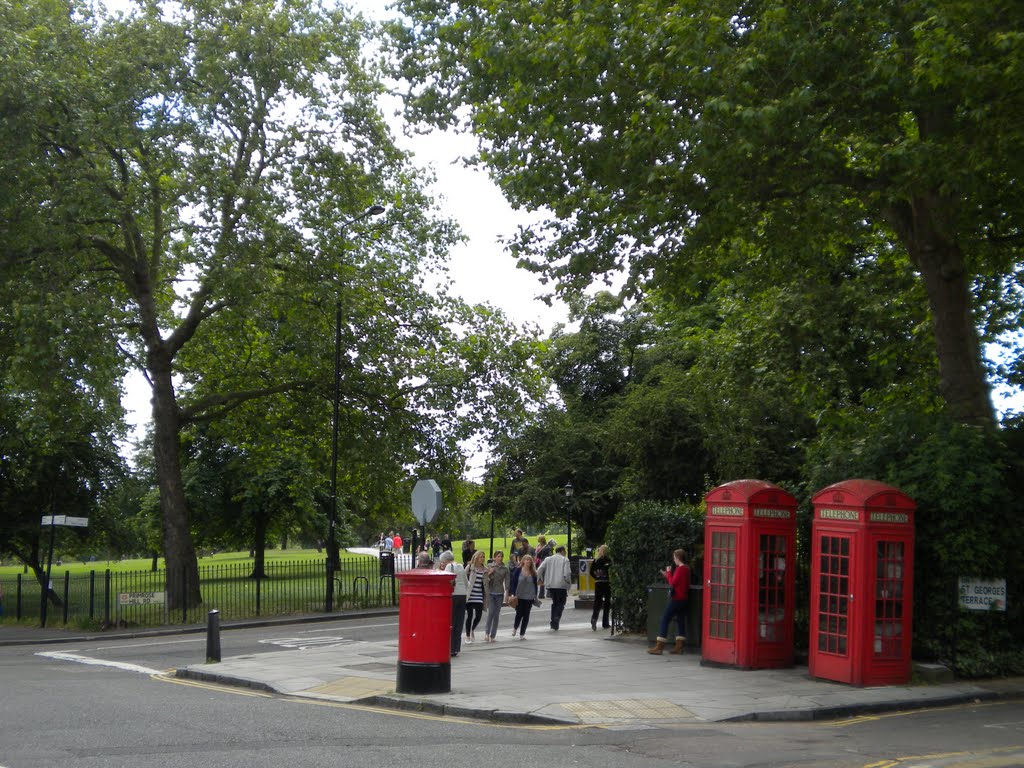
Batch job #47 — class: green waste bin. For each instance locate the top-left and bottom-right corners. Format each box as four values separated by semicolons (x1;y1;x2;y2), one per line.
646;583;702;648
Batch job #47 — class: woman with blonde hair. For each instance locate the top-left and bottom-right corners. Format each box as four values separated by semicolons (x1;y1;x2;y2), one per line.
464;550;486;643
509;554;539;639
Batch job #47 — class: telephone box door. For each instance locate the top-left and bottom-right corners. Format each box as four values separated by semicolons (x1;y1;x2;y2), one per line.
811;532;857;683
704;529;739;664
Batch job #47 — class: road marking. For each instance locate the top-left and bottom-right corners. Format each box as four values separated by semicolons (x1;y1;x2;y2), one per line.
305;622;397;632
830;700;1012;728
160;675;273;697
36;650;164;675
258;636;354;650
984;721;1024;730
154;675;590;730
862;746;1024;767
92;637;205;650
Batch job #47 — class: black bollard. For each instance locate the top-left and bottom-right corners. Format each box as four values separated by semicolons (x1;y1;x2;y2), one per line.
206;609;221;663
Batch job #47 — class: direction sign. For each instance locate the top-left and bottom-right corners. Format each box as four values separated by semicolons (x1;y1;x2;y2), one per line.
41;515;89;527
411;479;442;525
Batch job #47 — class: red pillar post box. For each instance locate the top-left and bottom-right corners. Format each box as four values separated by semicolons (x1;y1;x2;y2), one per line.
810;479;915;686
395;570;455;694
702;479;798;669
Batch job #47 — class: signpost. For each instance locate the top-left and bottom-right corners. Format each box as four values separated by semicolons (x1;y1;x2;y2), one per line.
411;479;442;558
958;577;1007;612
39;513;89;628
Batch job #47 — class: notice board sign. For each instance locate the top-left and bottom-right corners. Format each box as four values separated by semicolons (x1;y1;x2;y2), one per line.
118;591;166;607
958;577;1007;612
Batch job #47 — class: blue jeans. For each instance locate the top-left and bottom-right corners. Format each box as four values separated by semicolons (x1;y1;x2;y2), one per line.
658;598;688;639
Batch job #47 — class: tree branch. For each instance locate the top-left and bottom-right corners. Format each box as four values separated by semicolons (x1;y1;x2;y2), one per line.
180;380;316;424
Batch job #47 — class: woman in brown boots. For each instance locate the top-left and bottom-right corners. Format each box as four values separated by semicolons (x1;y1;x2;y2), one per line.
648;549;690;655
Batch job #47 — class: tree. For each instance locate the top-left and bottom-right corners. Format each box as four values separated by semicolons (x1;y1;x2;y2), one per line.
0;216;126;596
1;0;516;609
480;294;714;545
388;0;1024;427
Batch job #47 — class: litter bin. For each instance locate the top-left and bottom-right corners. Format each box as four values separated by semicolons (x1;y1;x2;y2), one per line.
646;584;677;643
647;583;702;648
380;550;395;576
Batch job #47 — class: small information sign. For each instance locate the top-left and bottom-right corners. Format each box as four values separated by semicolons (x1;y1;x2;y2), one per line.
118;591;167;607
958;577;1007;612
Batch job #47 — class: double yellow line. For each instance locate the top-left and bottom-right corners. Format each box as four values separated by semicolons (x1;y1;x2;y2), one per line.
154;672;581;730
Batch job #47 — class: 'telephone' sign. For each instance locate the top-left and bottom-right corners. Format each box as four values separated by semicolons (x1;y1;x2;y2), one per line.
958;577;1007;612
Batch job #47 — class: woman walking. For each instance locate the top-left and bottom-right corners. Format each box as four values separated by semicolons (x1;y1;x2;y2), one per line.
464;550;486;644
438;551;466;657
482;551;510;642
648;549;690;655
590;544;612;631
509;554;539;639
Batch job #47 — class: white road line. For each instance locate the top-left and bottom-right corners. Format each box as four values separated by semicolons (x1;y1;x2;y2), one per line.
36;650;164;675
305;622;396;633
92;637;205;650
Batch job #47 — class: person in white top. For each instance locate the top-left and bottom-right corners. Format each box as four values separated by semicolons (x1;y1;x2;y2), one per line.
537;545;572;631
438;551;466;657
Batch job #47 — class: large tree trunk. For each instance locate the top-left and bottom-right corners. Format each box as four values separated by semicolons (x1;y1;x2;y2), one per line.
149;356;202;611
887;191;995;428
251;514;268;580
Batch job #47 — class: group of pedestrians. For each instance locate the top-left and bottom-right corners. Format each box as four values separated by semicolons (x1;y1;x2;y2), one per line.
420;533;688;660
432;541;592;655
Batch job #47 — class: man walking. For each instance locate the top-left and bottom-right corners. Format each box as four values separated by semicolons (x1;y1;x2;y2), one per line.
537;545;572;631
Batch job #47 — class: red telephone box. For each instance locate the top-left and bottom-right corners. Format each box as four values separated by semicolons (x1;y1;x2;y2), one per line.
702;479;798;669
810;479;915;686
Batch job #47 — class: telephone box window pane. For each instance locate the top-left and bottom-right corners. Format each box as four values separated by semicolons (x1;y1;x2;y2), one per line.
874;540;906;658
758;534;786;642
817;534;851;658
708;531;737;640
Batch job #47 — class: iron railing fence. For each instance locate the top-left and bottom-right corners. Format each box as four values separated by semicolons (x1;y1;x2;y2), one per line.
2;556;398;627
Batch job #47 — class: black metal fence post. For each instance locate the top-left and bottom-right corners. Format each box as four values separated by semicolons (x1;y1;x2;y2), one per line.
104;569;111;627
62;571;70;625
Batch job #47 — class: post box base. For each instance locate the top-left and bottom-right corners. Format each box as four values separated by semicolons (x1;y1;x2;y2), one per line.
396;661;451;694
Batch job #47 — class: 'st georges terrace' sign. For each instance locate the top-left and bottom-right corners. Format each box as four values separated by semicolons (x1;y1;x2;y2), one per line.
958;577;1007;612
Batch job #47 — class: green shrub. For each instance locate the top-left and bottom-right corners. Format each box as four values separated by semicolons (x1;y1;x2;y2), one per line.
606;499;704;633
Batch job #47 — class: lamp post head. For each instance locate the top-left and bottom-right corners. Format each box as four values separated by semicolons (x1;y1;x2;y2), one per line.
564;481;574;498
366;204;385;217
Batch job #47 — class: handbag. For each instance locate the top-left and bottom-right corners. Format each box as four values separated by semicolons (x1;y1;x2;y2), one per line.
508;595;519;608
533;598;543;607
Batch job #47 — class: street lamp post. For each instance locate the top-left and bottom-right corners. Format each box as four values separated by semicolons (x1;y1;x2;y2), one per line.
563;481;574;561
326;204;385;613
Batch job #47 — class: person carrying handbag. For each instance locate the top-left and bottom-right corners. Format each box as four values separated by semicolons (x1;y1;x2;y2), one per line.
509;554;539;639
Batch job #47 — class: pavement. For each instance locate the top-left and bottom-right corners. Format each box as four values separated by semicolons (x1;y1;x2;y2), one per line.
5;605;1022;726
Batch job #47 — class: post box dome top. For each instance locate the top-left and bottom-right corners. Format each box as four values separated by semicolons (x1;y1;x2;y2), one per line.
705;479;797;507
811;478;915;510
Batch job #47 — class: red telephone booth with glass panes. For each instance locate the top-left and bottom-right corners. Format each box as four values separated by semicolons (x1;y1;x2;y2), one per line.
810;479;915;686
702;479;798;669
